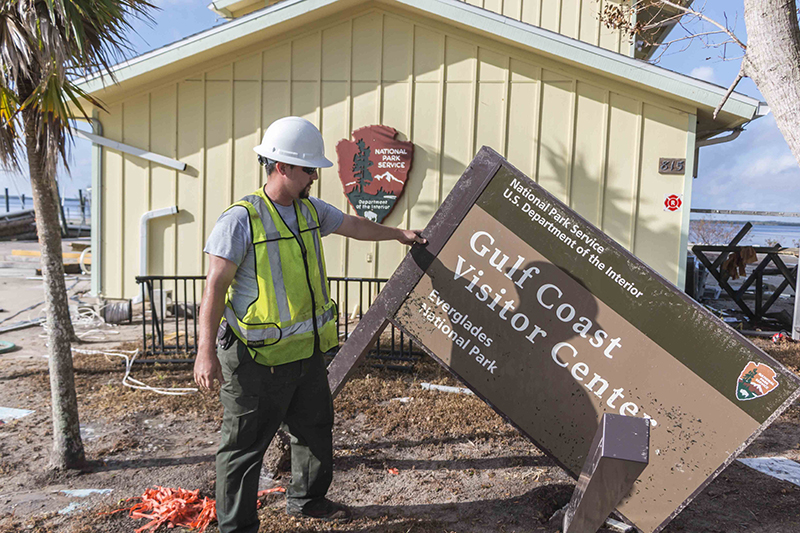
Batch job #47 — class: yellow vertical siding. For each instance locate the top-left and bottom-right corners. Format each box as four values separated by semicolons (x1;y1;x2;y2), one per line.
100;104;123;298
176;80;205;279
506;59;540;178
458;0;631;55
634;103;689;281
538;70;573;202
377;14;414;280
571;81;607;225
603;92;640;249
349;12;382;281
149;85;178;277
122;94;149;297
98;6;690;298
204;68;234;277
233;53;263;200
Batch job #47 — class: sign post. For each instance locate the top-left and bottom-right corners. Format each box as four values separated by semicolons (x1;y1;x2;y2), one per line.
327;147;800;533
563;414;649;533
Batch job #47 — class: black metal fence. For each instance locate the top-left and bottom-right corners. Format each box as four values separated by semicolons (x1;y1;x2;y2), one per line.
134;275;422;370
135;275;204;356
329;277;421;370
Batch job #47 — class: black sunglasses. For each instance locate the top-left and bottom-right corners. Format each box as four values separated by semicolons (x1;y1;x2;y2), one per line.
258;157;318;175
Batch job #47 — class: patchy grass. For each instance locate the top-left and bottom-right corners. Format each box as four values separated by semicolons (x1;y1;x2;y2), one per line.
753;336;800;373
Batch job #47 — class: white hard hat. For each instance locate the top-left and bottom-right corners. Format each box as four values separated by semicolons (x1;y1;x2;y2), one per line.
253;116;333;168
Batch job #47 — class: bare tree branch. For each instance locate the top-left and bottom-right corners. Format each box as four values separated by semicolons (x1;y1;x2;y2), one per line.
654;0;748;50
713;66;746;120
658;29;728;48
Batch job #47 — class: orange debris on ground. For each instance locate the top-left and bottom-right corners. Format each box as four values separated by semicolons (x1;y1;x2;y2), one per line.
105;485;285;532
256;487;286;508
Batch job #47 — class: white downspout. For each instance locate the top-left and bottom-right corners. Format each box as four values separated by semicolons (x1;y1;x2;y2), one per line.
89;112;103;297
131;206;179;306
140;206;179;277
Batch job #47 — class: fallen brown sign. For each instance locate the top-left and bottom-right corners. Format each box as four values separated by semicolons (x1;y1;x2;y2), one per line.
327;147;800;533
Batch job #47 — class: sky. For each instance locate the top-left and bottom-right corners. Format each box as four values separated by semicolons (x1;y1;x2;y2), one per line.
1;0;797;215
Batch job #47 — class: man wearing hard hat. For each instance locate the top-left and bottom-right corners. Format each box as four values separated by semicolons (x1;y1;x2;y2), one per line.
194;116;425;532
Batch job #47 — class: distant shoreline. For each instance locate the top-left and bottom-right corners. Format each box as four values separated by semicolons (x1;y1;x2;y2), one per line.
690;218;800;227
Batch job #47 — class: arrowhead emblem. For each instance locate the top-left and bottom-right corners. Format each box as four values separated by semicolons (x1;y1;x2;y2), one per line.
736;362;779;401
335;125;414;223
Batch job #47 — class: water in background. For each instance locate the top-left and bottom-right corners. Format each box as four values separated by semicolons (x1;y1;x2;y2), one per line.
690;219;800;247
1;195;90;224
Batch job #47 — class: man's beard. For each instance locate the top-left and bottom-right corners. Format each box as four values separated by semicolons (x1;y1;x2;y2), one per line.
300;183;311;198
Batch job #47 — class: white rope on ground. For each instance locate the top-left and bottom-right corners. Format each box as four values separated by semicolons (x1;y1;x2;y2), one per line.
71;348;197;396
36;289;122;341
70;306;121;340
33;279;195;395
38;306;120;341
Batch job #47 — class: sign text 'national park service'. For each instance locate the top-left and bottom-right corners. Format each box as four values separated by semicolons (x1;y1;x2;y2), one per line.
326;147;800;533
336;125;413;223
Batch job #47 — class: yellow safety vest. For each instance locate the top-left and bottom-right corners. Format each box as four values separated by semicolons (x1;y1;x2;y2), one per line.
223;189;338;366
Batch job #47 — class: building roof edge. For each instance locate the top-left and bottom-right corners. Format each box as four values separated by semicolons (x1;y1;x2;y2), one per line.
77;0;759;121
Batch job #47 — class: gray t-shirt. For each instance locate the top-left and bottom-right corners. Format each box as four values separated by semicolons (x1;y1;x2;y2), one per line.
204;196;344;317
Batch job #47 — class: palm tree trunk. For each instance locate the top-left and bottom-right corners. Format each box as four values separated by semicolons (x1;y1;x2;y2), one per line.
22;108;86;469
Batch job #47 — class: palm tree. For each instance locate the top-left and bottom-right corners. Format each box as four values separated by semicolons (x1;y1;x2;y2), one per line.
0;0;153;469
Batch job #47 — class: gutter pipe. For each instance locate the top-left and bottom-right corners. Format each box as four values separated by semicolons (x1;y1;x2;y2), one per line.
75;129;186;171
208;1;234;18
696;128;743;148
130;206;179;306
696;101;769;149
140;206;179;277
693;102;769;176
89;112;103;297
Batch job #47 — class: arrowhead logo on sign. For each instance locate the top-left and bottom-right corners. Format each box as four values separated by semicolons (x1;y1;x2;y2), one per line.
664;194;683;212
336;125;413;223
737;362;779;401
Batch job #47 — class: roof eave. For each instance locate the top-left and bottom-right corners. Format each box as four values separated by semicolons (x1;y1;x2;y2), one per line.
389;0;758;124
77;0;758;126
76;0;356;96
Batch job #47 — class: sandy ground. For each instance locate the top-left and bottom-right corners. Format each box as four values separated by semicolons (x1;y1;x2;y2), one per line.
2;240;800;533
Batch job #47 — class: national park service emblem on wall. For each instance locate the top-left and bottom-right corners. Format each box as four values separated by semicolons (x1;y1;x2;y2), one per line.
737;362;779;401
336;125;413;224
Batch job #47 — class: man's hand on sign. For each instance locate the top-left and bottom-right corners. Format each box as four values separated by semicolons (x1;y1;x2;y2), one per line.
397;229;426;246
334;213;427;246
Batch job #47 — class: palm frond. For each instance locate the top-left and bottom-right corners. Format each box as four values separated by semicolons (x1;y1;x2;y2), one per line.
0;0;157;173
0;86;23;171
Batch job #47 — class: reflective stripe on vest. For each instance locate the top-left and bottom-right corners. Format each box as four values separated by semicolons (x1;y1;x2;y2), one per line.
223;304;336;345
223;190;338;366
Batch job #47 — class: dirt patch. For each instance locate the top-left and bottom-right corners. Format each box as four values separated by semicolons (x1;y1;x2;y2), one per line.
2;329;800;532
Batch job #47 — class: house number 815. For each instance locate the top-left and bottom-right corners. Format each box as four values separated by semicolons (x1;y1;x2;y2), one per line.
659;158;686;174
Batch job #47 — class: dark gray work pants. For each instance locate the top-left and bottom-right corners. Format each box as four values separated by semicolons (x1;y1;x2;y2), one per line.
215;339;334;533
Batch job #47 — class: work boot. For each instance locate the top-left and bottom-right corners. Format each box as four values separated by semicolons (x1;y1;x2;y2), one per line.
287;498;352;522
